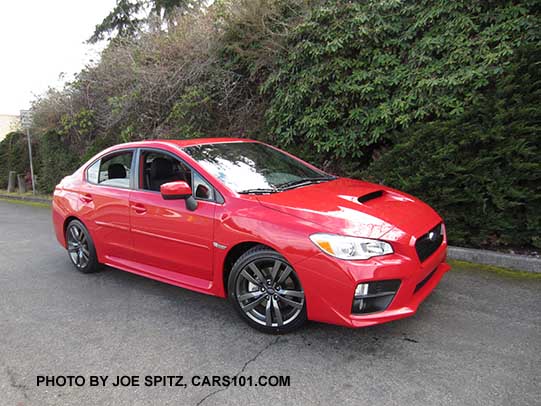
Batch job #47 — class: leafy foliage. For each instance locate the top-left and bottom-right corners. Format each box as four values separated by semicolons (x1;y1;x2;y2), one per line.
88;0;145;43
0;132;30;189
152;0;203;20
88;0;204;43
37;130;80;193
264;0;540;165
164;85;212;138
365;46;541;249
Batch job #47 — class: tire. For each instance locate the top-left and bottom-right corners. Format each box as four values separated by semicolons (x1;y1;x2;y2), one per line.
228;246;307;334
65;219;101;273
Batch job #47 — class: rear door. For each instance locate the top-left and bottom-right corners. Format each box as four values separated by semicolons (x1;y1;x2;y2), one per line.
78;149;135;263
128;148;217;287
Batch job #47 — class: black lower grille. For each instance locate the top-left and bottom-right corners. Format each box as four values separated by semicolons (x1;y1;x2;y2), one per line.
415;223;444;262
415;268;436;293
371;280;401;294
352;280;401;314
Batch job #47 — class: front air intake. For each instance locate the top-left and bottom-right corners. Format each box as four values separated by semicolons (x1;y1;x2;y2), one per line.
415;268;437;293
357;190;384;204
351;280;401;314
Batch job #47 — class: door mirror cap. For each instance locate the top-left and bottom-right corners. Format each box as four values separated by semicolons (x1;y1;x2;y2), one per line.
160;181;192;200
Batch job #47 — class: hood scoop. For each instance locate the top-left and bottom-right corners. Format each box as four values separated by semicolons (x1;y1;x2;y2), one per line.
357;190;384;204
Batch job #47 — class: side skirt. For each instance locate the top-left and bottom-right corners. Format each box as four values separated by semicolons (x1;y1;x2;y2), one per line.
103;255;218;297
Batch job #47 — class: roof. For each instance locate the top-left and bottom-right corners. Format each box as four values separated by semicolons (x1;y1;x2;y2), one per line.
85;137;261;165
125;137;255;148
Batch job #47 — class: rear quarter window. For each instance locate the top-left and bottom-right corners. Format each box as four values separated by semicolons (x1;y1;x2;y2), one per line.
86;150;133;189
86;160;100;184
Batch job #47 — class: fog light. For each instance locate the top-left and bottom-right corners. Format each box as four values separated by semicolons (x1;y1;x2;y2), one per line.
355;283;369;297
352;280;401;314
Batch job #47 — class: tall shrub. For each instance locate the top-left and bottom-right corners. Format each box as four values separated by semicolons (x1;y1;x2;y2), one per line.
365;46;541;250
37;130;80;193
264;0;540;167
0;132;30;189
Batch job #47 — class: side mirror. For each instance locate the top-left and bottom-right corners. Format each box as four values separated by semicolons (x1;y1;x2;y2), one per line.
160;181;198;211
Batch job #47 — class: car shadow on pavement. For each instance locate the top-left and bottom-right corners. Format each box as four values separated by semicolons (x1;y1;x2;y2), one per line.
92;264;432;353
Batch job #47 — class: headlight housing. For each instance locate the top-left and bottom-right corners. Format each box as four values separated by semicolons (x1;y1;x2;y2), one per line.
309;233;393;260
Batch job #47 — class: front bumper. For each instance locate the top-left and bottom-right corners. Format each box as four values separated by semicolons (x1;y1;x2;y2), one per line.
295;241;450;328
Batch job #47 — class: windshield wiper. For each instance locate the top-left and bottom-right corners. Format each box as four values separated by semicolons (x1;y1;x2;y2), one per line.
239;176;336;194
277;176;336;191
238;188;278;195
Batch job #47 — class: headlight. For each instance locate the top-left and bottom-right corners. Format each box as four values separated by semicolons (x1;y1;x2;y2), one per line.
309;233;393;260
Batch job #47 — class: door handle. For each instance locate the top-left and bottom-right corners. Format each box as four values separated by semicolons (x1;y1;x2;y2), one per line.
132;203;147;214
80;193;93;204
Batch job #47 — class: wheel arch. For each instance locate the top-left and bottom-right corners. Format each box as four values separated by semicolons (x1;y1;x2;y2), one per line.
222;241;272;295
63;216;91;244
224;241;308;332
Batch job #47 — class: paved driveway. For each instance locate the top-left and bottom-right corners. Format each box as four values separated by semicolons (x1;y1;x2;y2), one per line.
0;200;539;405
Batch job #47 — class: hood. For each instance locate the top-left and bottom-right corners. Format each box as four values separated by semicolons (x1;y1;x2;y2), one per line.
256;178;441;240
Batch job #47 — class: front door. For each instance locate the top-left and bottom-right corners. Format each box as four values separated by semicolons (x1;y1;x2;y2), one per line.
129;149;216;287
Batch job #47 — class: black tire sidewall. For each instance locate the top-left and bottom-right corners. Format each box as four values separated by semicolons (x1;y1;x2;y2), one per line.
228;247;307;334
66;219;100;273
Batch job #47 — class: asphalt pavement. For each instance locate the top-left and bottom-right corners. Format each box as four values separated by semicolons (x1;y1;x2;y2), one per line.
0;200;539;406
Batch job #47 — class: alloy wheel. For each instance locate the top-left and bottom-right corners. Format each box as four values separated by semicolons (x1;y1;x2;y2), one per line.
67;224;91;269
235;258;304;327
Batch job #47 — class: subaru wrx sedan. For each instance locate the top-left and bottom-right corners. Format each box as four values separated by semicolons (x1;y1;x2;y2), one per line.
53;138;450;333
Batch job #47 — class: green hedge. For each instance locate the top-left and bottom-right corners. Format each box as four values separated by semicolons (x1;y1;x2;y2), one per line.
0;132;109;194
365;47;541;249
264;0;540;165
0;132;30;189
37;130;81;193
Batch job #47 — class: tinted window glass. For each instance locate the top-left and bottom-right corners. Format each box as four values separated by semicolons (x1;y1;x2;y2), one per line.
193;172;214;201
141;151;191;192
98;151;133;188
86;160;100;184
184;142;329;193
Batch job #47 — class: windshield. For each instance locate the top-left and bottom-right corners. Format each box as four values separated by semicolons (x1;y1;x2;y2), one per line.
183;142;333;193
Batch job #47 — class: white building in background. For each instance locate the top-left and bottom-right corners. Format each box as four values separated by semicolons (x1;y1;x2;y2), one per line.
0;114;20;141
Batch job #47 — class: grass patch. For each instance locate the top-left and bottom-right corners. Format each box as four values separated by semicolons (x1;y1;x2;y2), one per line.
449;259;541;280
1;190;52;200
0;197;51;209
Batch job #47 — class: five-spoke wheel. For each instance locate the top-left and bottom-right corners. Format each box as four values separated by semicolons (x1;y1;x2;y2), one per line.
229;246;306;333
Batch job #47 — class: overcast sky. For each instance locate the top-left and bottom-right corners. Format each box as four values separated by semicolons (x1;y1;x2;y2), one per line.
0;0;117;115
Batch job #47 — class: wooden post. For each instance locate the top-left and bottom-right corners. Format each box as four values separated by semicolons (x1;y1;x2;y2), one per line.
17;174;27;193
7;171;17;192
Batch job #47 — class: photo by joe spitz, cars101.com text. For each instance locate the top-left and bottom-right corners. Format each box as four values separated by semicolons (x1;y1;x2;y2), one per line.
53;138;450;334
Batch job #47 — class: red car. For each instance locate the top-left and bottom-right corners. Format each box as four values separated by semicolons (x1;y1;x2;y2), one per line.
53;138;450;333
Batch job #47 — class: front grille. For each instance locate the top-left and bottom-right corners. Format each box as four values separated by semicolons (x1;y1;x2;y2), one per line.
415;223;444;262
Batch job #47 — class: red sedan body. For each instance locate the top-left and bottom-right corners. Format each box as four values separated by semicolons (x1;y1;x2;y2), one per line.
52;138;450;329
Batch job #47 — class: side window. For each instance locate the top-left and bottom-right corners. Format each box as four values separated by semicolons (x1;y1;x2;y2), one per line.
86;160;100;184
140;150;216;201
193;172;214;201
97;151;133;188
141;151;192;192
